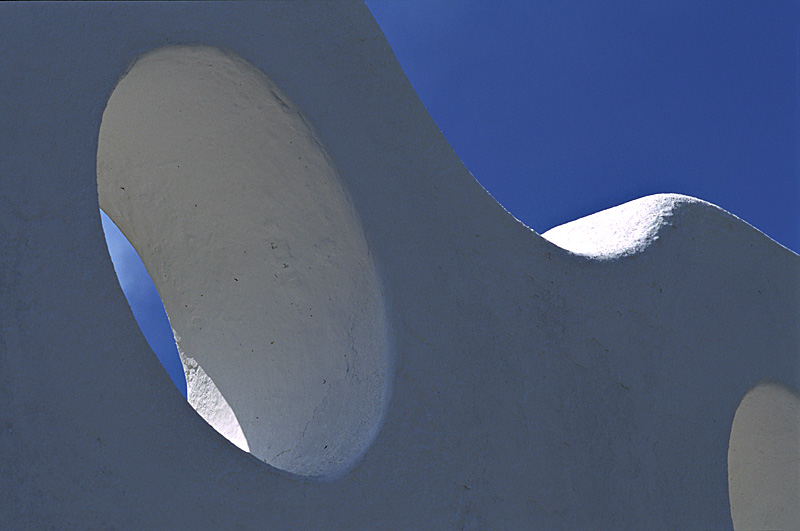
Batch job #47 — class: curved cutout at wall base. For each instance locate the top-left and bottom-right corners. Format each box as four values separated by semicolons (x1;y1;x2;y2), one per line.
728;382;800;530
96;45;391;479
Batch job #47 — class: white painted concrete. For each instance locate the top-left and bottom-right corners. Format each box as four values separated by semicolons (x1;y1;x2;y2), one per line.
97;45;390;478
1;2;798;528
542;194;692;260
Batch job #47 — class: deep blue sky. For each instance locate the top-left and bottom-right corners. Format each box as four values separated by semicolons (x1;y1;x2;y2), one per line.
367;1;799;251
103;2;799;395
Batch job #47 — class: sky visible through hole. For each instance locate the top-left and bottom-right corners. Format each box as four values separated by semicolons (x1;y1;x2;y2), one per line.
102;3;798;395
101;211;187;397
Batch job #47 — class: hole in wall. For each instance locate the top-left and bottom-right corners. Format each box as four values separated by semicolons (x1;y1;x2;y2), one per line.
102;208;250;452
728;382;800;530
97;45;392;479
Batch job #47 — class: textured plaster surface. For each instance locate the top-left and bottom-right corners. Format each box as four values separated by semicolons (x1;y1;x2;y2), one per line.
1;2;798;529
728;383;800;529
97;46;389;478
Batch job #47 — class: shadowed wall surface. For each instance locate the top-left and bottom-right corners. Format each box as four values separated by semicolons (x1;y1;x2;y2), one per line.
1;3;798;529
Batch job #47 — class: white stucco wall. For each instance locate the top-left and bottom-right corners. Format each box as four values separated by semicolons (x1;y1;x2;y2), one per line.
97;45;390;479
1;2;797;529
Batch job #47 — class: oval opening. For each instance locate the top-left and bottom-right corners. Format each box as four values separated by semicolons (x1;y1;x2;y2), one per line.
97;45;391;479
728;382;800;530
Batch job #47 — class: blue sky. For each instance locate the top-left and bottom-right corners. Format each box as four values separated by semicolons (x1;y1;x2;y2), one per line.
103;2;799;395
365;1;798;250
101;212;187;395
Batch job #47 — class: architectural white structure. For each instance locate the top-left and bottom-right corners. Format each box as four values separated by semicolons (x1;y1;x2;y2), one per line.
1;2;797;528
